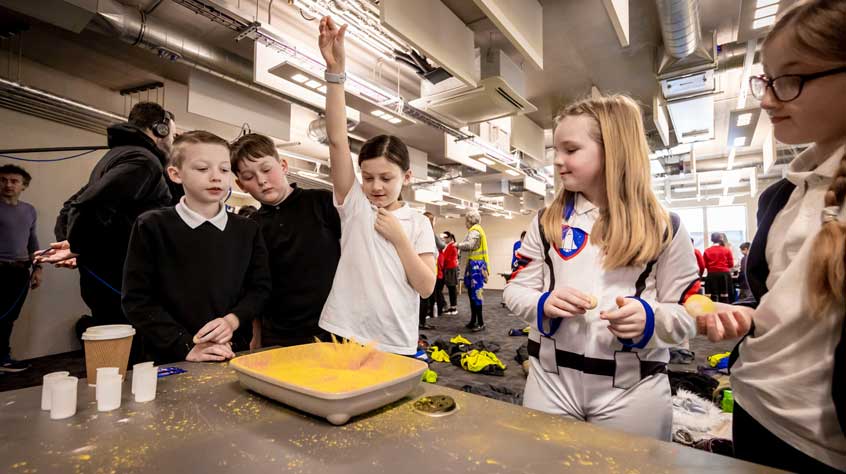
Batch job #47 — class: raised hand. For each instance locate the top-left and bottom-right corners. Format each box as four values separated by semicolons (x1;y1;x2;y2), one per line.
318;16;348;73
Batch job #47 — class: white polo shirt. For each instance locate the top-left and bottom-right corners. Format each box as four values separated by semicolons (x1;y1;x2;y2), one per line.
319;182;436;355
733;144;846;470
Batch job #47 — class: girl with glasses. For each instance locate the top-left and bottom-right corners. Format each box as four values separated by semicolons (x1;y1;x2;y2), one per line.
698;1;846;472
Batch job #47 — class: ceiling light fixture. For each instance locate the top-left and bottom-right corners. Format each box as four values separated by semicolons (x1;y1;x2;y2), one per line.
754;5;779;19
753;16;777;29
755;0;779;8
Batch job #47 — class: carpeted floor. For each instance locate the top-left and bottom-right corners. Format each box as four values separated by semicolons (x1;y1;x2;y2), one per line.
1;290;736;402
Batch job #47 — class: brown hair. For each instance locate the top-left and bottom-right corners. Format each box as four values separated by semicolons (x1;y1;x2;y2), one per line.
229;133;280;174
542;94;671;270
358;135;409;171
170;130;230;168
766;0;846;316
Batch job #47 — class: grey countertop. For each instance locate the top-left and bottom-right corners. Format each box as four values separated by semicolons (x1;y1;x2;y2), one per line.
0;361;785;474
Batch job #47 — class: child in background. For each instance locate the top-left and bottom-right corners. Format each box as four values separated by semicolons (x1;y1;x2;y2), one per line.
699;1;846;471
122;131;271;363
440;231;459;315
504;94;700;441
230;133;341;348
704;232;734;302
317;16;436;355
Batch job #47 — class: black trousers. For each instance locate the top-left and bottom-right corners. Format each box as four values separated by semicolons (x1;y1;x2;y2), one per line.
0;265;31;359
734;403;845;473
705;271;733;303
433;279;447;315
467;295;484;327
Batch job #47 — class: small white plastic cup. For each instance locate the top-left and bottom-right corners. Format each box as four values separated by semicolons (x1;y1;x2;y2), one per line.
96;372;122;412
41;371;70;411
95;366;120;386
134;366;157;403
131;362;154;394
50;376;79;420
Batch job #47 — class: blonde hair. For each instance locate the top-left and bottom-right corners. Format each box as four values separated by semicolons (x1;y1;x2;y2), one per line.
767;0;846;316
541;94;671;270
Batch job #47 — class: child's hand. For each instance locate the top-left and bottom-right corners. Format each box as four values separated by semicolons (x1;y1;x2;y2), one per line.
318;16;348;73
375;208;407;246
696;304;753;342
601;296;646;339
543;287;593;319
249;319;262;351
193;314;240;344
186;342;235;362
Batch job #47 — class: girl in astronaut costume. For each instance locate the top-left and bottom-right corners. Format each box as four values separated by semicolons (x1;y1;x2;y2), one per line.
504;95;701;441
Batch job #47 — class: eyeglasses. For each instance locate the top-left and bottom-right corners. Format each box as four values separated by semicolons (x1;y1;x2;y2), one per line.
749;66;846;102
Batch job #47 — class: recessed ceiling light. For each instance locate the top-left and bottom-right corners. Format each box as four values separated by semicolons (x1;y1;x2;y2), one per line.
388;118;402;124
478;157;495;166
753;15;776;29
371;110;385;117
291;73;309;83
505;169;520;177
305;80;323;89
756;0;778;7
733;136;748;147
381;114;396;121
755;5;779;19
736;113;753;127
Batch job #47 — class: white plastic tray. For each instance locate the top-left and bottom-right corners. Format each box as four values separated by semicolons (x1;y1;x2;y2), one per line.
230;344;427;425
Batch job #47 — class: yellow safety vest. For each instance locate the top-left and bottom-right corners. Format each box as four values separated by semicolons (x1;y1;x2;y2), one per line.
468;224;490;268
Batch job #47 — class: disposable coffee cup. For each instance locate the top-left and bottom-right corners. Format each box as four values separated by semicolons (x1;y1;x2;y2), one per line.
41;371;70;411
81;325;135;387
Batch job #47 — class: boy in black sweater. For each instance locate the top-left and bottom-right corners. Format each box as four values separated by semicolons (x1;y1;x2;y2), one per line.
123;131;271;363
230;134;340;348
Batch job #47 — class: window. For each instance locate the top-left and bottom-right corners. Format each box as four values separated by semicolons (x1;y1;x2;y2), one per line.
706;205;748;263
671;207;705;250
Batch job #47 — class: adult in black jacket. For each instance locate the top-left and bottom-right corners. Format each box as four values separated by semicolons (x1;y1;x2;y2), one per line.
38;102;176;330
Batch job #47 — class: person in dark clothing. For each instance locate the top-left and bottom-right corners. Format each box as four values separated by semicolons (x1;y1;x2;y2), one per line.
0;165;42;372
36;103;176;339
738;242;751;299
420;211;445;330
122;131;270;364
230;133;340;348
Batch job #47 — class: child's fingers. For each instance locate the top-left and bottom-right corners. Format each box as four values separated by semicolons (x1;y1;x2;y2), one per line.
599;305;634;322
706;313;724;342
550;294;585;315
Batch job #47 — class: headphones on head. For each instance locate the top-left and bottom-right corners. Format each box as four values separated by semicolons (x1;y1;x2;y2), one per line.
151;107;171;138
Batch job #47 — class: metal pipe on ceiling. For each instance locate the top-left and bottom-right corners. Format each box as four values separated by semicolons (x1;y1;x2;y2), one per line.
655;0;702;59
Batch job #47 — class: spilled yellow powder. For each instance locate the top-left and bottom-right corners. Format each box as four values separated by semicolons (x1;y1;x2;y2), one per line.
234;338;421;394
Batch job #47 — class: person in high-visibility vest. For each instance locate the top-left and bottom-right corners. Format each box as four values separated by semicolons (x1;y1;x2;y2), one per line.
457;209;489;331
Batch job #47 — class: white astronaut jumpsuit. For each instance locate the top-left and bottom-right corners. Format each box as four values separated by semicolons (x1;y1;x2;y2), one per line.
504;195;700;440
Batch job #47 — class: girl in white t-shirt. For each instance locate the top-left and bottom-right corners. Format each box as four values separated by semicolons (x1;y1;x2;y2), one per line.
698;1;846;472
315;16;436;355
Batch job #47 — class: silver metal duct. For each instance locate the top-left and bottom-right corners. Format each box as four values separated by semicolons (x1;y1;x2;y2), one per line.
655;0;702;59
654;0;715;78
89;0;254;84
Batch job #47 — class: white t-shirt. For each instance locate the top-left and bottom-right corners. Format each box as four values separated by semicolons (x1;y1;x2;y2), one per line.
733;144;846;470
319;182;437;354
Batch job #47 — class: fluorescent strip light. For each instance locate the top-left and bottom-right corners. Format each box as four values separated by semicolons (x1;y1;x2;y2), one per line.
755;5;779;19
736;113;753;127
388;118;402;124
756;0;779;8
381;114;396;121
305;80;323;89
371;110;385;117
478;157;496;166
733;136;748;147
727;147;737;170
291;73;309;83
753;16;777;29
505;169;521;177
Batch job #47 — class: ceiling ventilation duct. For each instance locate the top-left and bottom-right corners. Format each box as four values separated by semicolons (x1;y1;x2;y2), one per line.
654;0;717;144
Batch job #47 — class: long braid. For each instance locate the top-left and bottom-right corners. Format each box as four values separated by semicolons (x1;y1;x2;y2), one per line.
807;153;846;317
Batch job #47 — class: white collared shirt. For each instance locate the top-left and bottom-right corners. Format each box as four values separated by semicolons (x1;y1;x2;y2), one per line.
733;144;846;470
319;182;437;354
174;196;228;231
765;145;844;288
